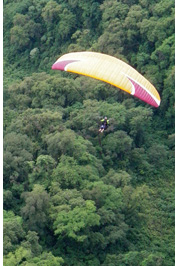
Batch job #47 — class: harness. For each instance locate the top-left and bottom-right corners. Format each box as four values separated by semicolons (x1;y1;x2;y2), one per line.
101;119;109;129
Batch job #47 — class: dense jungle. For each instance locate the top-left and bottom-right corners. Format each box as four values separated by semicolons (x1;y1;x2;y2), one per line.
3;0;175;265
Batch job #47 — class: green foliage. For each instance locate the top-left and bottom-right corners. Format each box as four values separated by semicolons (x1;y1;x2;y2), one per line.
3;132;33;193
52;155;100;189
125;106;153;146
3;190;14;210
41;1;61;24
53;200;100;242
22;231;43;257
103;251;168;266
10;13;41;51
102;130;133;169
21;185;50;235
4;249;64;266
102;169;132;187
3;0;174;265
3;246;32;266
5;109;63;147
3;211;25;255
28;155;56;188
29;252;64;266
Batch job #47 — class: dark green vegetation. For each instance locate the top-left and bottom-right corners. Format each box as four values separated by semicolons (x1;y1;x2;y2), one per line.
3;0;175;265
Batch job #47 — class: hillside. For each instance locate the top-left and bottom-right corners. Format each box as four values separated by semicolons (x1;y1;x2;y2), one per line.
3;0;175;265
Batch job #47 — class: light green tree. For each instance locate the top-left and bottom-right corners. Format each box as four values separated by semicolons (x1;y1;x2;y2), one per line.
3;211;25;255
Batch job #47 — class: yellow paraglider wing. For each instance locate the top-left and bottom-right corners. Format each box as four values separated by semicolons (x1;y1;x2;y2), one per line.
52;52;161;107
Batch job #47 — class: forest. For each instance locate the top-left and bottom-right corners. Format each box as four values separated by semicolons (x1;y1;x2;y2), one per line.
3;0;175;265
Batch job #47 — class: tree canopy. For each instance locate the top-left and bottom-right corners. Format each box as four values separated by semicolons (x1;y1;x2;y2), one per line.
3;0;174;265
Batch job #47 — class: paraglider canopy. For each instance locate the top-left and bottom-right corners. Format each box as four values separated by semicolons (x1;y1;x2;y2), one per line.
52;52;161;107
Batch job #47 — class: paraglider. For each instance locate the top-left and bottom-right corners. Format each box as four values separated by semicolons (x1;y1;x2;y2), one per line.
52;51;161;107
99;117;109;133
